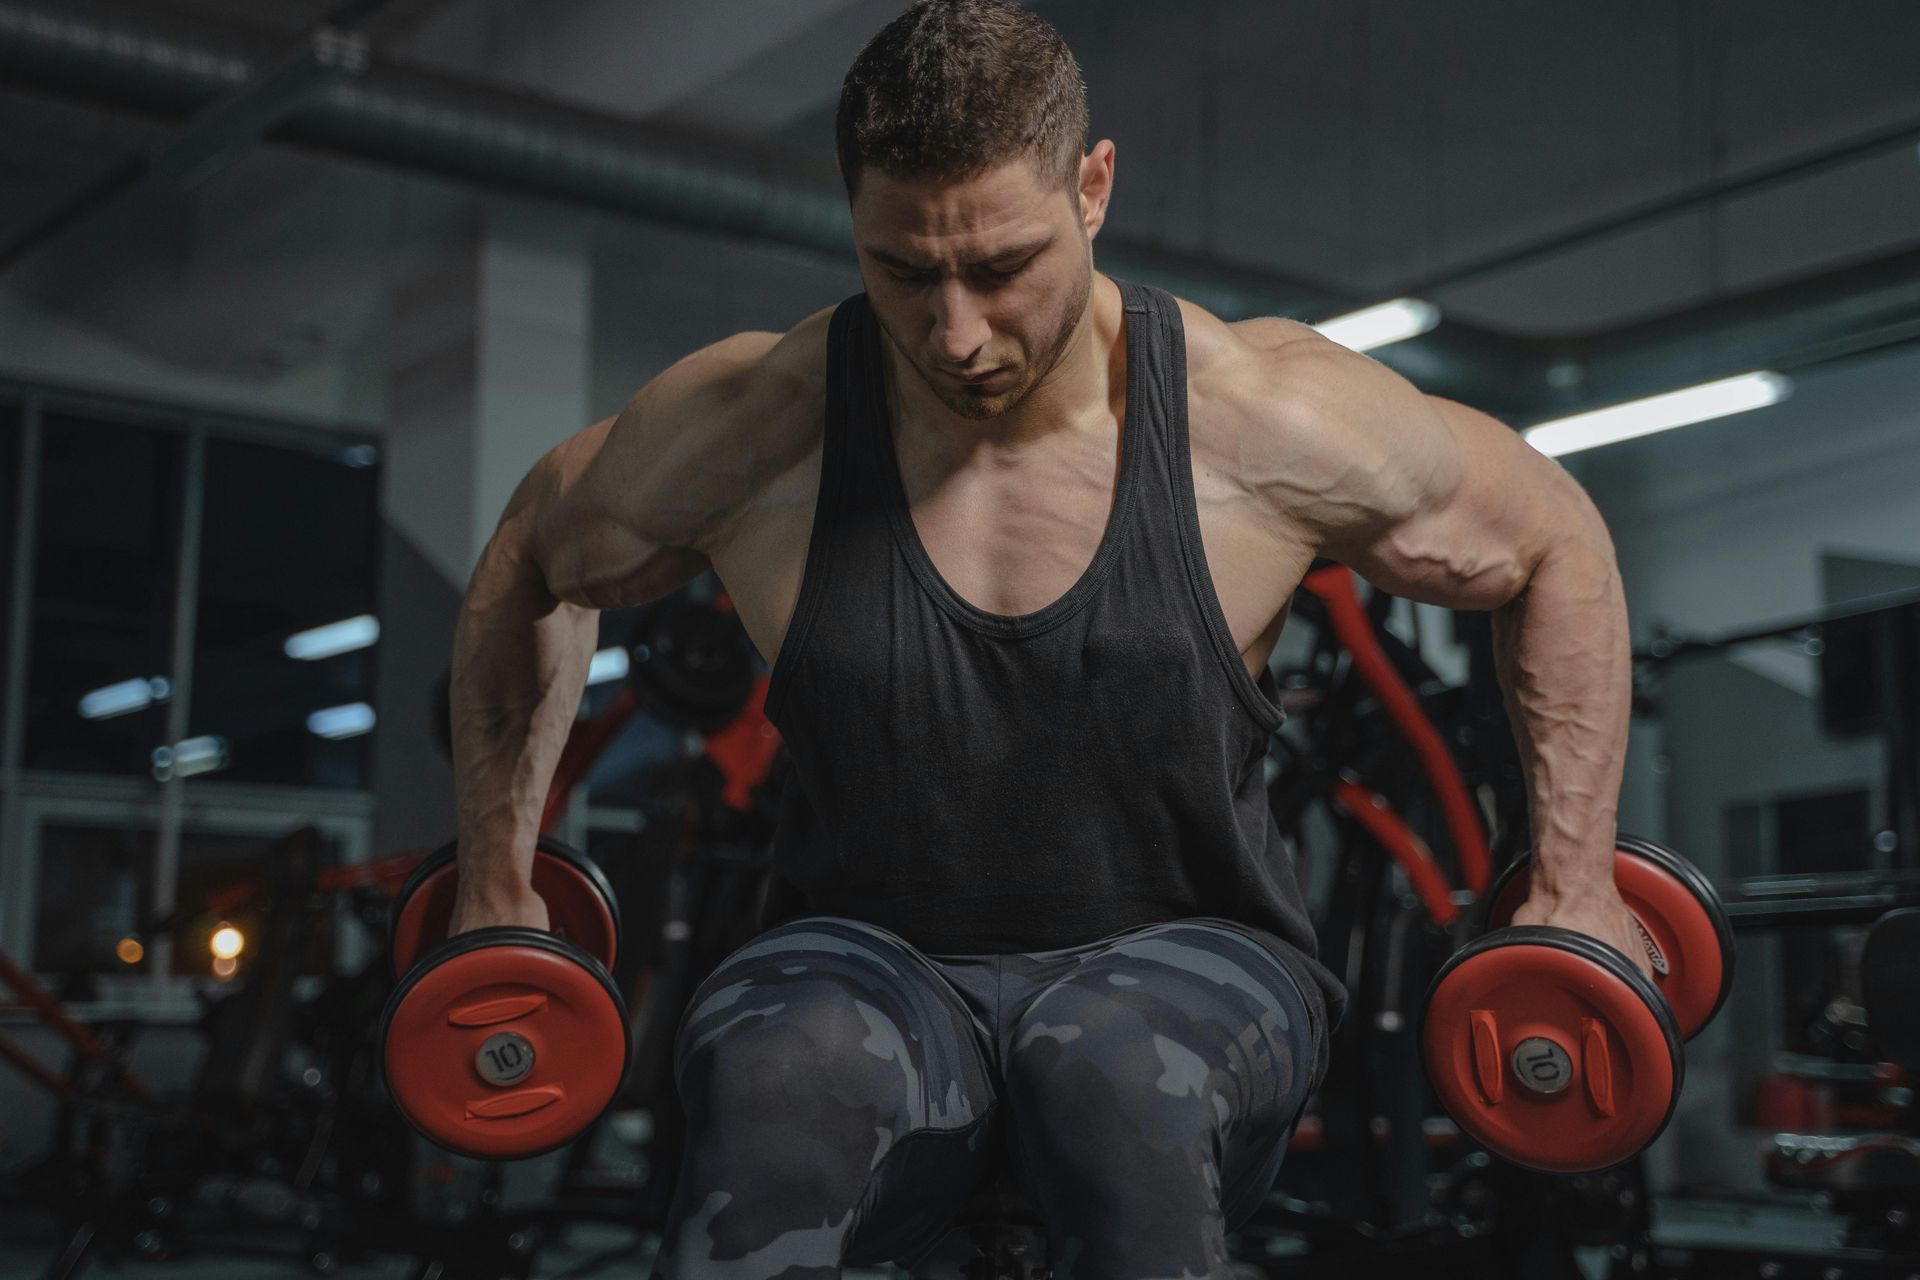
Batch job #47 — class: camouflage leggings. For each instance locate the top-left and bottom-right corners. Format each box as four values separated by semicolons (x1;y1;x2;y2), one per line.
649;914;1317;1278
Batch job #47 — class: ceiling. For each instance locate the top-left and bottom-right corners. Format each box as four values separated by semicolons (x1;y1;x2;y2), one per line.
2;0;1917;382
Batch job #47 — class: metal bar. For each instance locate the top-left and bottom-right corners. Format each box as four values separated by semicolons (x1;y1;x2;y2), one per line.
1726;894;1919;928
0;949;104;1060
563;784;589;855
0;948;147;1097
1400;113;1920;296
0;372;379;450
332;812;374;975
1635;584;1920;667
582;806;645;834
1878;608;1920;869
149;424;206;988
0;17;369;274
1724;867;1920;929
0;399;42;958
0;1029;68;1097
15;768;374;819
0;399;39;772
148;28;368;190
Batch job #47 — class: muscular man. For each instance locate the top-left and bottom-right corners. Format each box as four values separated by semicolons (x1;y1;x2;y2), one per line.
444;1;1648;1274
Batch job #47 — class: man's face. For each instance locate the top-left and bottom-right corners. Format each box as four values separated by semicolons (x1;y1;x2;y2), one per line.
850;154;1101;421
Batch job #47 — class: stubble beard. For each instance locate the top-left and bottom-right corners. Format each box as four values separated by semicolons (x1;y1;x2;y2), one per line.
889;257;1094;423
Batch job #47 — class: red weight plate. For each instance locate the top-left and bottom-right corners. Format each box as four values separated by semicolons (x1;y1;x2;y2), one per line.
1614;834;1734;1039
391;841;619;975
530;852;619;971
1612;846;1723;1039
1481;839;1731;1040
384;943;625;1160
1422;937;1678;1174
390;847;456;977
1484;857;1531;932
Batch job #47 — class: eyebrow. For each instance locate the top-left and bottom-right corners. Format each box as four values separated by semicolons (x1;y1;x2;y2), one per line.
864;234;1055;272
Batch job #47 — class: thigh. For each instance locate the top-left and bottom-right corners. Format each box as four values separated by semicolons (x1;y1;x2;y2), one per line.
1002;918;1316;1232
671;915;1000;1266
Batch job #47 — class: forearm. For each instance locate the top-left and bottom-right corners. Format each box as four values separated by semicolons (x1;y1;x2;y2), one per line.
1489;525;1631;899
449;521;598;909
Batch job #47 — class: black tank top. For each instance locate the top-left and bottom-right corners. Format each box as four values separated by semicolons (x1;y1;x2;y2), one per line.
760;278;1347;1074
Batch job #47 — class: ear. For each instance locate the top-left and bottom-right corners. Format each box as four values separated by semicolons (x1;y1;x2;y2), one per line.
1078;139;1115;240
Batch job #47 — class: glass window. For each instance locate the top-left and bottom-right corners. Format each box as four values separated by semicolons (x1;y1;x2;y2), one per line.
187;436;379;788
32;822;157;983
170;827;345;977
31;821;345;982
23;413;185;775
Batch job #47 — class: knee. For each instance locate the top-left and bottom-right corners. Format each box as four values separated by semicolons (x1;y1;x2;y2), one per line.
1003;979;1227;1157
661;963;991;1269
678;968;989;1158
679;976;884;1116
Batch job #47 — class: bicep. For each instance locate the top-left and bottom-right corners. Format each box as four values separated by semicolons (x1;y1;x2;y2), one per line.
1290;351;1602;611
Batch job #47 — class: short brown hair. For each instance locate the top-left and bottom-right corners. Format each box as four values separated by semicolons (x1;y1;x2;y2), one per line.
835;0;1089;200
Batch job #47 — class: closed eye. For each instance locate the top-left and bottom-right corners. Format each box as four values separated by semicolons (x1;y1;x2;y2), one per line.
885;258;1033;286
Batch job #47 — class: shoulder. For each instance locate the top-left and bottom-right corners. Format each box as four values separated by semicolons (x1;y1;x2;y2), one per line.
635;302;834;434
653;303;835;471
550;304;838;554
1172;294;1452;540
745;301;836;410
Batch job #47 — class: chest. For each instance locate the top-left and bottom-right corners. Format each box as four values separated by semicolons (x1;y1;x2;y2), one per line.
718;400;1310;679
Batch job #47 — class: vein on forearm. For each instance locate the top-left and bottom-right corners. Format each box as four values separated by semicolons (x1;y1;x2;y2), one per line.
1489;532;1631;893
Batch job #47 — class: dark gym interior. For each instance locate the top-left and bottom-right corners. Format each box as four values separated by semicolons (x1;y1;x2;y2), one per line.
1;1;1919;1276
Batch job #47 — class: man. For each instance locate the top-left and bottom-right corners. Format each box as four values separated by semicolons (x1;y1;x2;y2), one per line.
444;1;1648;1275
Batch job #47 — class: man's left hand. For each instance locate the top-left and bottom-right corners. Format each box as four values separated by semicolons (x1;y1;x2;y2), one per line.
1508;886;1655;984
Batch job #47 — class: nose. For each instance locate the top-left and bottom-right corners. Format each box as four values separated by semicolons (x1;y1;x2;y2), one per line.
930;278;990;367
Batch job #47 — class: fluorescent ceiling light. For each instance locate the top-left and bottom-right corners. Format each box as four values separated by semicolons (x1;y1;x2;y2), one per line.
79;676;172;720
174;735;228;774
1523;371;1792;458
1311;298;1441;352
151;735;229;780
285;614;380;660
587;646;630;686
308;702;376;739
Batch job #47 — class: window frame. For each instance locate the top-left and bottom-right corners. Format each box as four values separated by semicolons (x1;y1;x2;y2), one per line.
0;378;380;1011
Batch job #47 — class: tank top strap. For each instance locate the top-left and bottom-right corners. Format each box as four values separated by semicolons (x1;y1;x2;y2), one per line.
765;292;866;723
831;291;890;521
1112;275;1179;512
1112;277;1288;733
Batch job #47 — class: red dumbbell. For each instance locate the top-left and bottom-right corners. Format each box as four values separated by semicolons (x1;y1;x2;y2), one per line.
1420;834;1735;1173
381;835;629;1159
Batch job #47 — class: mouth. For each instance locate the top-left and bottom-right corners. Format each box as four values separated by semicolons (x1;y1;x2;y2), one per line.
947;367;1007;386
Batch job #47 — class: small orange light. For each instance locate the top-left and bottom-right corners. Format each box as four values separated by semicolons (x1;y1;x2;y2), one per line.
212;955;238;979
116;937;144;965
210;925;244;960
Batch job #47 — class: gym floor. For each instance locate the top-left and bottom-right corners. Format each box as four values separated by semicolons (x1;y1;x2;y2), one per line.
0;1206;902;1280
0;1200;1849;1278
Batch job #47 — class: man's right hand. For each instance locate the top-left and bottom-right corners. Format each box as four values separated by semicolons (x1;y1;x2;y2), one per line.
447;884;551;937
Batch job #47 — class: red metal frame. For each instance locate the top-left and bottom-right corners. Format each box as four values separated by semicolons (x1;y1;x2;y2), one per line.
0;948;148;1099
1301;564;1492;898
1329;777;1461;927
